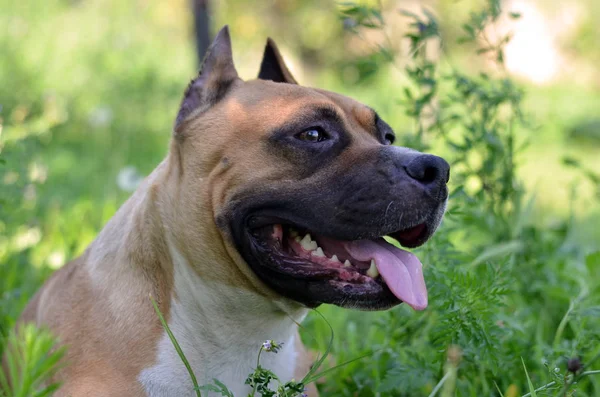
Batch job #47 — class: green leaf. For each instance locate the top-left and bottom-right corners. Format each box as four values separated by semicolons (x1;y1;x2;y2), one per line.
521;358;538;397
457;36;474;44
496;49;505;64
197;379;234;397
422;7;437;23
562;156;581;168
371;9;384;25
399;9;420;19
304;349;379;384
462;23;476;38
493;381;506;397
469;240;524;267
476;47;495;55
586;251;600;273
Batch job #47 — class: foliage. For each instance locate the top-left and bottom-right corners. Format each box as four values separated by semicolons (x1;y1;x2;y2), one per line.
562;156;600;200
0;325;65;397
303;1;600;396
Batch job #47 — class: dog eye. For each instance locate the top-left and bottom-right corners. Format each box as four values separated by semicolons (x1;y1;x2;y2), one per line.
296;128;328;143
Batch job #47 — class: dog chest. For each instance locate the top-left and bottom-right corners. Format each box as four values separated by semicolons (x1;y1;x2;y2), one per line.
138;243;301;396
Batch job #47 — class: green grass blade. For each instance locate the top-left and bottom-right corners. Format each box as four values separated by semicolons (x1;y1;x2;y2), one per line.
0;364;9;396
428;371;451;397
150;295;201;397
0;325;65;397
301;309;333;383
493;381;505;397
553;298;578;348
469;240;523;268
33;383;62;397
521;358;537;397
304;349;380;384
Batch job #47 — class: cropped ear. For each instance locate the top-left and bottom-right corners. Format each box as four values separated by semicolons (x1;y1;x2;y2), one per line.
175;25;240;132
257;38;298;84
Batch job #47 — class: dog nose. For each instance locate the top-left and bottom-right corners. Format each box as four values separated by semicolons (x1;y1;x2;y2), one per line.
405;154;450;196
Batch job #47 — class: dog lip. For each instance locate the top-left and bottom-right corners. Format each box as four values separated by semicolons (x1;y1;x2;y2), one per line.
247;214;297;231
246;213;431;245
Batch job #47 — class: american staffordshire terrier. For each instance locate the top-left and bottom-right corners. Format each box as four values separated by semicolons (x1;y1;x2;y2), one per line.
9;26;449;396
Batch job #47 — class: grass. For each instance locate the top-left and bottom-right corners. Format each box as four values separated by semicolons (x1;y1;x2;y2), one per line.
1;0;600;396
149;295;202;397
0;325;65;397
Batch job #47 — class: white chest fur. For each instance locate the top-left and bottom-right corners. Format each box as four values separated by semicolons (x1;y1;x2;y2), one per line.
138;246;305;396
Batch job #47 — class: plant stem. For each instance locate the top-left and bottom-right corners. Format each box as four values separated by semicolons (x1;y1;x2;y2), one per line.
520;381;556;397
520;370;600;397
149;295;201;397
428;371;452;397
251;347;263;397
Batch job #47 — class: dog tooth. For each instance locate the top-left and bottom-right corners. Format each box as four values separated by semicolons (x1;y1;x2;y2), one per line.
343;260;352;267
290;229;298;238
367;259;379;278
311;247;325;257
300;234;317;251
295;236;301;243
330;255;340;263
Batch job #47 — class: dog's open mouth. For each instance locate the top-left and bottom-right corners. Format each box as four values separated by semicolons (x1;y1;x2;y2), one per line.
249;222;429;310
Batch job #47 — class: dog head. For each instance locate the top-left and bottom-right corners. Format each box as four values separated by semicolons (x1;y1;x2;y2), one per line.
169;26;449;311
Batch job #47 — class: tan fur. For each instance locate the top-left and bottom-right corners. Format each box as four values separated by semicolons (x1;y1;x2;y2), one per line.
6;31;393;396
16;168;174;396
12;83;381;396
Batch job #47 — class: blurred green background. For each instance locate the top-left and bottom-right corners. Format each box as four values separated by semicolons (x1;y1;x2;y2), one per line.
1;0;599;395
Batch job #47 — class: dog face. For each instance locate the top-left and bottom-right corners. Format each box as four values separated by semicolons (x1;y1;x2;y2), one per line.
172;27;449;310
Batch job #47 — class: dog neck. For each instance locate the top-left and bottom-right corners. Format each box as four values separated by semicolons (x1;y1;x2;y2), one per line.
144;240;307;393
89;159;308;394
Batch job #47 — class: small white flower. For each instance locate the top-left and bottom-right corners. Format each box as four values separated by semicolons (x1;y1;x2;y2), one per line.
261;339;283;353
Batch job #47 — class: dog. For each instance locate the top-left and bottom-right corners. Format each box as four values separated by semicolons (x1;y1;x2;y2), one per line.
7;26;449;396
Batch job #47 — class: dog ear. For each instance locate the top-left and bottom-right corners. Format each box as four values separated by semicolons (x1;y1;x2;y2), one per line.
258;38;298;84
175;25;240;132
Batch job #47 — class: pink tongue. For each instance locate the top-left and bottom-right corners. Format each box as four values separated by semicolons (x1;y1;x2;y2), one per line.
345;240;428;310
